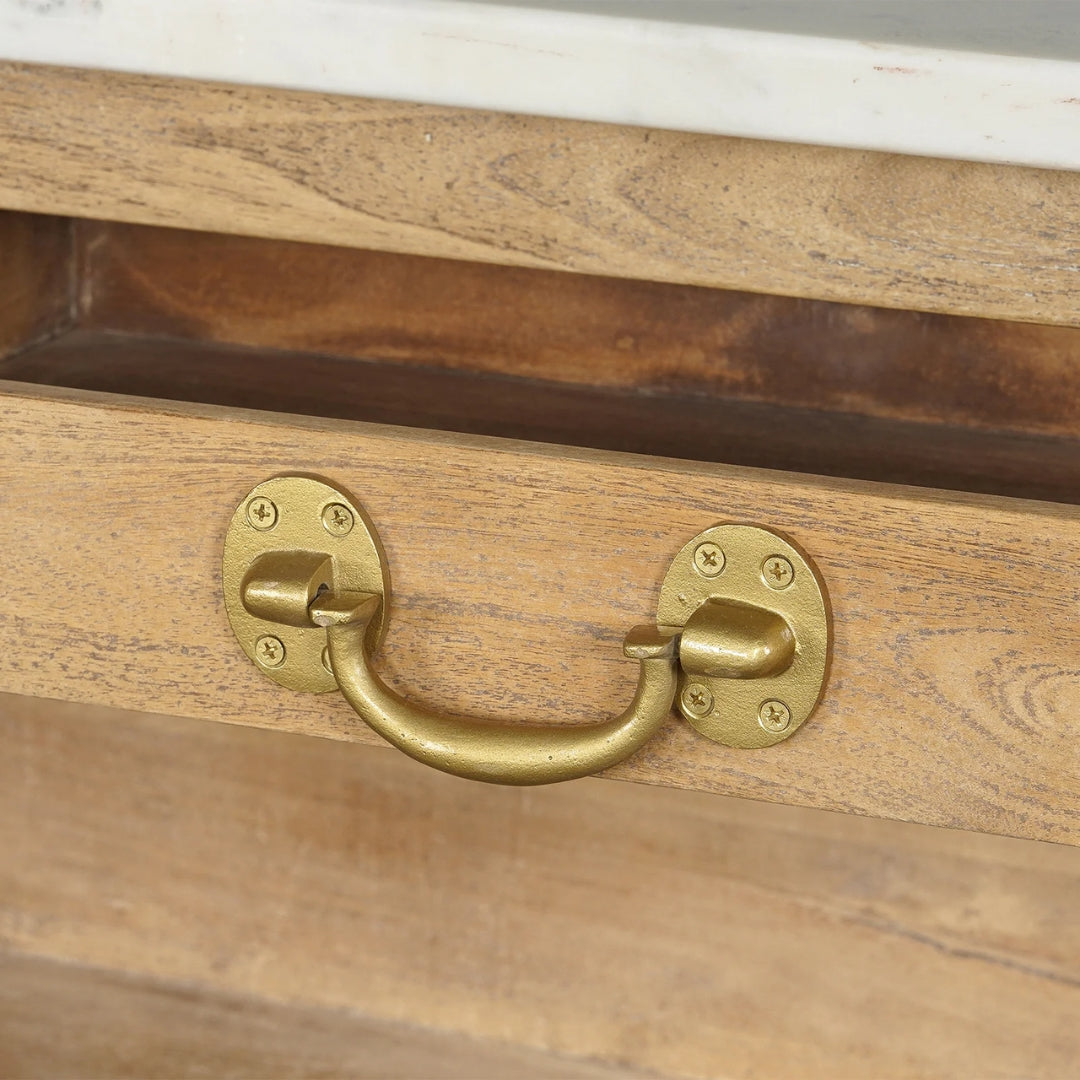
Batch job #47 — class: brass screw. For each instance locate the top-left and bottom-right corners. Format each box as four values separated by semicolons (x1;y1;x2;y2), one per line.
693;542;725;578
255;635;286;668
682;683;714;716
322;503;354;536
762;555;794;590
246;496;278;531
759;699;791;733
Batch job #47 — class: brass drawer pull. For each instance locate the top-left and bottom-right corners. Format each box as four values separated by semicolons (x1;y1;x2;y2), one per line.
312;590;679;786
224;476;830;785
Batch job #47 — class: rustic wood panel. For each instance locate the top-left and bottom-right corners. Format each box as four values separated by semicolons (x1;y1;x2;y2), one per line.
3;694;1080;1080
76;220;1080;440
1;383;1079;843
2;63;1080;326
0;951;637;1080
6;330;1080;504
0;210;71;357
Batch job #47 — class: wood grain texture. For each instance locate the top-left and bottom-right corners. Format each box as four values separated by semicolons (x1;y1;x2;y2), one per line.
0;952;638;1080
1;382;1079;843
6;330;1080;504
0;210;71;357
2;63;1080;326
76;219;1080;440
3;694;1080;1080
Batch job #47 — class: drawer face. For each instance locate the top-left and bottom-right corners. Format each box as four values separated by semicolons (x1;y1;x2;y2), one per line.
2;381;1078;844
5;692;1080;1080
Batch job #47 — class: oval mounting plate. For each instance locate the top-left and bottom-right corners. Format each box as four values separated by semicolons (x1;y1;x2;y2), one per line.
657;524;830;748
222;475;390;693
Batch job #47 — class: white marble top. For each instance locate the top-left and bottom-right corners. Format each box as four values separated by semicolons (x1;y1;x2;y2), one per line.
3;0;1080;170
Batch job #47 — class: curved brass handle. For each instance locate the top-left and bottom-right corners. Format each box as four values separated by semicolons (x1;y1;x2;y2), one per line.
311;591;679;786
223;476;831;786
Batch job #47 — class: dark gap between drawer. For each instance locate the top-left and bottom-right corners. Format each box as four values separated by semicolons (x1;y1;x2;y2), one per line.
3;329;1079;504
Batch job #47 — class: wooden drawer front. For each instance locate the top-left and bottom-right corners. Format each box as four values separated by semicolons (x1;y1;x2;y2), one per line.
2;381;1078;844
4;694;1079;1080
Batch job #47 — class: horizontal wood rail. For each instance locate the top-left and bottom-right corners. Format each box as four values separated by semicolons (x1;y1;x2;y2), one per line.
2;382;1078;844
1;63;1079;326
3;694;1079;1079
0;950;629;1080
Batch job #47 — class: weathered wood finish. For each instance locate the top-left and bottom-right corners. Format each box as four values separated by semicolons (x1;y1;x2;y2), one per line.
3;694;1079;1080
0;213;1073;502
0;211;71;357
76;219;1080;440
0;951;637;1080
1;382;1078;843
2;63;1079;326
6;330;1080;504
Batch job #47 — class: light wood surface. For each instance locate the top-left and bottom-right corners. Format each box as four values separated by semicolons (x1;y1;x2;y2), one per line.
75;219;1080;441
0;951;638;1080
2;63;1080;327
2;382;1079;843
0;210;70;357
3;693;1080;1080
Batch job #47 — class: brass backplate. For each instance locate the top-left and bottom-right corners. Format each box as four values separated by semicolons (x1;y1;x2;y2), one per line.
657;524;830;748
222;476;389;692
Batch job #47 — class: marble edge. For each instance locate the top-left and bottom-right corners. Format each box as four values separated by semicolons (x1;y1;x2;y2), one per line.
2;0;1080;170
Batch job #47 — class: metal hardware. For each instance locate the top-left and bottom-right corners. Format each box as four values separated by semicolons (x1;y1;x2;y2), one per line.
762;555;794;590
254;635;286;669
321;502;354;537
657;524;829;748
681;683;714;716
313;591;680;786
693;542;725;578
224;477;830;783
759;699;792;733
246;496;278;531
222;476;389;693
